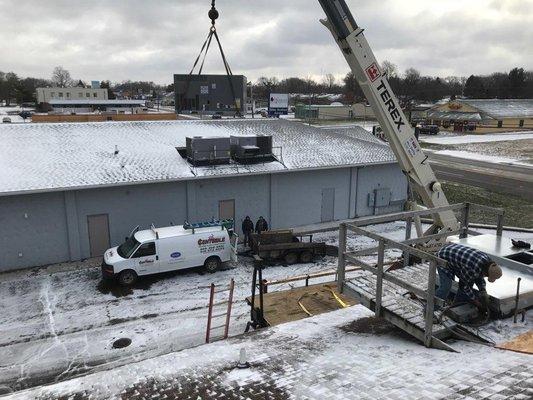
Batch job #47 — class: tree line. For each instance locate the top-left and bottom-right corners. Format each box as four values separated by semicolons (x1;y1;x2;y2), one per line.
1;64;532;106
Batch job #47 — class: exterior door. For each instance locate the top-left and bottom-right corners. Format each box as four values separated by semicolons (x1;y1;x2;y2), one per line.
321;188;335;222
87;214;110;257
219;199;235;221
130;242;159;274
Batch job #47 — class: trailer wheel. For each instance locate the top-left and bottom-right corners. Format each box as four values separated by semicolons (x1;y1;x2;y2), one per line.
204;256;221;273
284;252;298;265
118;270;137;286
299;251;313;263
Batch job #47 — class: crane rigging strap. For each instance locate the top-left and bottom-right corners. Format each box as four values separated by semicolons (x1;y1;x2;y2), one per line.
178;0;242;117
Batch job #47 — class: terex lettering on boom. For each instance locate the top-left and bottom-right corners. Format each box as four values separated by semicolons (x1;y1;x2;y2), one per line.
376;80;405;131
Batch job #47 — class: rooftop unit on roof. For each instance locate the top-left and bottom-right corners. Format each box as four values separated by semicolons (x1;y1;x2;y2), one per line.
186;136;231;166
230;135;274;163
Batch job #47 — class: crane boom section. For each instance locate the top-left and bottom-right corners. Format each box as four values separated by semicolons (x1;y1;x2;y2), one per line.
318;0;458;231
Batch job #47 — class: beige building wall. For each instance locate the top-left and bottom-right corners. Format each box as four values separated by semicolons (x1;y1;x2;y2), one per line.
36;87;109;103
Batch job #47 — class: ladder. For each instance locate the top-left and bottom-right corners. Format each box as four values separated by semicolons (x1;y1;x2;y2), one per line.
205;278;235;343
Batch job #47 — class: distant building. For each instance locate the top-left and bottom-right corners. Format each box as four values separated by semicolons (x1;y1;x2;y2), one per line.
427;99;533;129
47;99;146;114
295;104;353;120
36;87;108;104
174;74;247;114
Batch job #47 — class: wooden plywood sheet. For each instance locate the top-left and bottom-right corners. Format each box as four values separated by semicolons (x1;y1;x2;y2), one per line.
247;283;358;327
497;331;533;355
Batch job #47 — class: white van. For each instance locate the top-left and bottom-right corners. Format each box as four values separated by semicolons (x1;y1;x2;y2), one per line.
102;222;238;286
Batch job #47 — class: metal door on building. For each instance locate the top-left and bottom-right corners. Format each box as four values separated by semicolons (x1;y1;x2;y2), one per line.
321;188;335;222
87;214;110;257
219;199;235;221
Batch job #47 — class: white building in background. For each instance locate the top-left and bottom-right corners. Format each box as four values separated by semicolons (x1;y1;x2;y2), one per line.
36;87;108;104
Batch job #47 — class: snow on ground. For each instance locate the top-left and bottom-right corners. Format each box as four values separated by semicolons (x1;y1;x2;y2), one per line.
420;131;533;145
5;306;531;400
431;149;533;166
1;221;530;393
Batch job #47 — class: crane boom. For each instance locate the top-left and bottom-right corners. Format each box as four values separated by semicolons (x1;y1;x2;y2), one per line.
318;0;458;232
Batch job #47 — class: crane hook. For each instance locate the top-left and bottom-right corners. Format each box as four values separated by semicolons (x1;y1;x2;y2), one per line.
208;0;219;26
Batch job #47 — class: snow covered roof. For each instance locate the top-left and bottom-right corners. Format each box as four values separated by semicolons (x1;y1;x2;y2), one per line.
0;119;396;196
427;110;482;121
49;99;146;105
458;99;533;119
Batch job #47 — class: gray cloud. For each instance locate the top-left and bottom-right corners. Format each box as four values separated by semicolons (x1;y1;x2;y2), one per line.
0;0;531;84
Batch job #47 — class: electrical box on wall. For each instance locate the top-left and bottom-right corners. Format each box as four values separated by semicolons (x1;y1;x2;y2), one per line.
368;188;391;207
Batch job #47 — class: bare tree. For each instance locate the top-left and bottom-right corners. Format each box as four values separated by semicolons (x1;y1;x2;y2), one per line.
51;66;72;88
381;60;398;78
323;73;336;91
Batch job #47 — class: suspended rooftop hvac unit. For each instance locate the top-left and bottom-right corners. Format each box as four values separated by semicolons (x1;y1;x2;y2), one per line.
185;136;231;166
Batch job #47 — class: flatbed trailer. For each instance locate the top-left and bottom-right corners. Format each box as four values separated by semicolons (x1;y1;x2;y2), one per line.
251;229;328;264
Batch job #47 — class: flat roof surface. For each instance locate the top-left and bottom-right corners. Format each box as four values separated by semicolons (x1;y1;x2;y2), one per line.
0;119;395;196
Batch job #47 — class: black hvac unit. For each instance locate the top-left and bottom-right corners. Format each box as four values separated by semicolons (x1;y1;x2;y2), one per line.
230;135;274;163
185;136;231;166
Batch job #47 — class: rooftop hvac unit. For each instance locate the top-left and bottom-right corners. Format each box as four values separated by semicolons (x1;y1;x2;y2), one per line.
186;136;231;166
230;135;273;162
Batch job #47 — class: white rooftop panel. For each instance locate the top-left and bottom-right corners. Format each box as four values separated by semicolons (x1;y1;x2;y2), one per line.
0;119;396;195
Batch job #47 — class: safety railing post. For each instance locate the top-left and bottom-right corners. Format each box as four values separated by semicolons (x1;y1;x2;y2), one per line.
375;239;385;318
404;216;412;268
424;260;437;347
206;283;215;343
460;203;470;239
496;212;504;237
337;223;347;292
223;279;234;339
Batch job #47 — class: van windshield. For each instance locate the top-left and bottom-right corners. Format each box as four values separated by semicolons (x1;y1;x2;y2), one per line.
117;236;140;258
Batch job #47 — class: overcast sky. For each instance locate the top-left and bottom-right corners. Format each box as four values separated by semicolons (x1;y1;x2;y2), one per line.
0;0;531;85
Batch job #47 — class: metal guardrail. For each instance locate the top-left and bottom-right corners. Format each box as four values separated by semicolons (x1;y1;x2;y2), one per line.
337;202;507;348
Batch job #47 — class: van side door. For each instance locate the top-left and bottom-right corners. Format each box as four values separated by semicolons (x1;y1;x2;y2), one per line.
130;242;159;275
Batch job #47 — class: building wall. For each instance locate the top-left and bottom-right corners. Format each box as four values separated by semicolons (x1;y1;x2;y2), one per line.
0;192;70;270
352;103;376;119
36;87;108;103
32;113;177;123
0;164;406;272
355;164;407;217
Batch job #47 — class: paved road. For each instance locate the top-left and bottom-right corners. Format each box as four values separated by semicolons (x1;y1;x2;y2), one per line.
427;153;533;201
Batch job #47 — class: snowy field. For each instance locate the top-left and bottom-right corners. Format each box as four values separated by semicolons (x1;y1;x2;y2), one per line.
0;221;530;394
420;131;533;145
431;149;533;167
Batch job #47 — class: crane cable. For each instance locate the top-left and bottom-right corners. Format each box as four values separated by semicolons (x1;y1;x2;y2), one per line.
178;0;242;117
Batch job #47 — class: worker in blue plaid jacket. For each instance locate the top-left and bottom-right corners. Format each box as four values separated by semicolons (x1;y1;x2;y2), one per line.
436;243;502;313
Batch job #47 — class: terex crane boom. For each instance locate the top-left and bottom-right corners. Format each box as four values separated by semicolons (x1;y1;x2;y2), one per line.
318;0;459;233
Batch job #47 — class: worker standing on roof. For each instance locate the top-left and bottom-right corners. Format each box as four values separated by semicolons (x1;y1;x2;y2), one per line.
435;243;502;315
255;216;268;234
242;216;254;248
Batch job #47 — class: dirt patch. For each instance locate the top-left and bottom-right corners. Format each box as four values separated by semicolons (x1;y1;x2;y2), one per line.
340;317;398;335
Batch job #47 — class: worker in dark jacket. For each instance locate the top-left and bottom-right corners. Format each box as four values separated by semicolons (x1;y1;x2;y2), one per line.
255;216;268;234
436;243;502;313
242;216;254;248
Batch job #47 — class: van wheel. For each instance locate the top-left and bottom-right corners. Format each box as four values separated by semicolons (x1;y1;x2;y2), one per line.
299;251;313;263
284;252;298;265
204;256;221;273
118;270;137;286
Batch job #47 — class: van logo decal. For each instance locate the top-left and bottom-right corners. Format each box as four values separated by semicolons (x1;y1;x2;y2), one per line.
198;235;226;246
171;252;182;258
